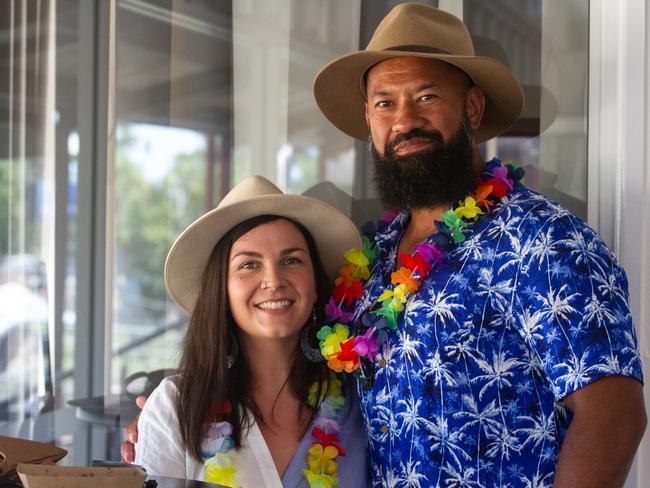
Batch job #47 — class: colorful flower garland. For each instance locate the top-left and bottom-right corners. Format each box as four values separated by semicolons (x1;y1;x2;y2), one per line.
201;376;346;488
316;162;525;382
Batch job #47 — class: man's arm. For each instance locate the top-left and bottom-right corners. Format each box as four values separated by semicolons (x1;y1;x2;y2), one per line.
553;375;646;488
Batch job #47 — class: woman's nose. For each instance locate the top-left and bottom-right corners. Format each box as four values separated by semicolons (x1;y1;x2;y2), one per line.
260;265;286;291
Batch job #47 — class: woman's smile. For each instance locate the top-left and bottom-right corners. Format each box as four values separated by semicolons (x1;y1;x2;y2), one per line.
255;299;294;311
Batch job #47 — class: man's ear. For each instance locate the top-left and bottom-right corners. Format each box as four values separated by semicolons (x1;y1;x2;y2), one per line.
465;86;486;131
364;101;371;129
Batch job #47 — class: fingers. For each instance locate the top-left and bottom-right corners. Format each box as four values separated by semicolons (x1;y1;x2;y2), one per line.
136;395;148;409
122;415;139;463
125;416;139;443
121;395;149;464
120;441;135;464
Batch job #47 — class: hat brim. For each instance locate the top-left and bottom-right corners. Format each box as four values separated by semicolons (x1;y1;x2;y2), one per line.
314;50;524;143
165;194;361;313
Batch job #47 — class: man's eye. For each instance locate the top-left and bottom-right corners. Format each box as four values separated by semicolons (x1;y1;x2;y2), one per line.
375;100;392;108
419;94;437;101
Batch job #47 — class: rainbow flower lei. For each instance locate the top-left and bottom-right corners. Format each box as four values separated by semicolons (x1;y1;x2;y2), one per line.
201;376;346;488
316;162;525;383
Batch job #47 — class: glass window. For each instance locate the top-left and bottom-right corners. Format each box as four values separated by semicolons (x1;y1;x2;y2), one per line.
0;0;81;458
1;0;591;462
109;0;366;423
464;0;588;218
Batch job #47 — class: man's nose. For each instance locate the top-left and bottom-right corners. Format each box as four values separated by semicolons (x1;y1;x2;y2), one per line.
392;100;426;134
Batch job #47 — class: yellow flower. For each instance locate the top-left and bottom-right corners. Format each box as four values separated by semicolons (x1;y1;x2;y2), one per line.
352;264;370;280
377;289;394;302
307;376;343;406
324;376;343;397
392;284;409;303
344;249;369;268
205;466;238;487
389;297;405;312
455;196;484;220
205;451;240;487
303;469;339;488
307;444;339;475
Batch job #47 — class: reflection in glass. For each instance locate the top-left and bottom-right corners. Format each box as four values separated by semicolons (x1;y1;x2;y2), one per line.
1;0;591;464
0;0;56;442
465;0;588;218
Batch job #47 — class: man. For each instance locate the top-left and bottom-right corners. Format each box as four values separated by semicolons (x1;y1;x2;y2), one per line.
124;4;645;487
312;3;645;487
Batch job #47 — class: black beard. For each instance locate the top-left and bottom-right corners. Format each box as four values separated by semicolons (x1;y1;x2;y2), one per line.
371;117;476;211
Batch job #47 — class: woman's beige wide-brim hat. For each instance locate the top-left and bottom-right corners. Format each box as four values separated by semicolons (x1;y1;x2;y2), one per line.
165;176;361;313
314;3;524;143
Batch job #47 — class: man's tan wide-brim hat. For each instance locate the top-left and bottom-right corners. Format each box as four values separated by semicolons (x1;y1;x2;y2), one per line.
165;175;361;313
314;3;524;143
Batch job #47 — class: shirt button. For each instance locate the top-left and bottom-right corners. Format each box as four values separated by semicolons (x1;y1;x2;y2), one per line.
378;359;387;367
381;425;389;433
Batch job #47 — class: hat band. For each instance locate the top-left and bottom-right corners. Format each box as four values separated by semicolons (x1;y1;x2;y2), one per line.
382;45;451;55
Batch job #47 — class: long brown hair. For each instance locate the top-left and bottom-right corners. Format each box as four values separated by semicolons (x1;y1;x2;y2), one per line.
175;215;332;460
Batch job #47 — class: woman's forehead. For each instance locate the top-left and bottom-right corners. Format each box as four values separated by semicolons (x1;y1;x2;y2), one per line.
231;218;308;250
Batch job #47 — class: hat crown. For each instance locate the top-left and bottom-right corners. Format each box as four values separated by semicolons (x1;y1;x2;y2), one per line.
218;175;282;209
367;3;474;56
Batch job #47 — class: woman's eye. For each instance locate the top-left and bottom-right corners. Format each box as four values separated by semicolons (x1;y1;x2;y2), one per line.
239;261;259;270
284;257;302;265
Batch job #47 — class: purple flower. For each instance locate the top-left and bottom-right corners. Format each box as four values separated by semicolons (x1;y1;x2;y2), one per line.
414;242;444;264
325;297;353;322
206;421;233;438
380;210;399;224
492;166;513;189
313;416;342;434
353;329;380;361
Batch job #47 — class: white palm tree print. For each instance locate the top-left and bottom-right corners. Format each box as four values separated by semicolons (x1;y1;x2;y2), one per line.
355;159;642;488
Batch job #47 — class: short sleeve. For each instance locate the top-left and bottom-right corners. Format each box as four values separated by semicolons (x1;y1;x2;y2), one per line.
134;376;187;478
514;214;643;400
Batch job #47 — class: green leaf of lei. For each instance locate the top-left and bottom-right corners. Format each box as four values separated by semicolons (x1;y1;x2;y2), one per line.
372;300;400;330
362;235;379;262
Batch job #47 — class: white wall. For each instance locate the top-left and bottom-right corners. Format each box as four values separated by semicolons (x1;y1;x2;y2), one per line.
589;1;649;486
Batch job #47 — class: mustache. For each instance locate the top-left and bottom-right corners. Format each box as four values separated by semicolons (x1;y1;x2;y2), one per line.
385;128;444;156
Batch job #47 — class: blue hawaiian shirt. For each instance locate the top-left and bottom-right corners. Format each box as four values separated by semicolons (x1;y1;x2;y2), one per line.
353;159;643;488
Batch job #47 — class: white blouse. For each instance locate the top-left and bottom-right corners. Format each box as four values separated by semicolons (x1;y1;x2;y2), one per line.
134;377;368;487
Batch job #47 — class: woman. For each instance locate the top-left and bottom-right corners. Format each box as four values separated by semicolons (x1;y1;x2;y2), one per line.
134;176;367;487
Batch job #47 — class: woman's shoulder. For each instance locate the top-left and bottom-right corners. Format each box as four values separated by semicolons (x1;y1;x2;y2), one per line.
141;375;181;415
135;375;188;477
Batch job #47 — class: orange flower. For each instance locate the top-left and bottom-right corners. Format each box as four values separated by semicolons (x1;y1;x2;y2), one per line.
335;264;357;287
474;183;494;211
390;266;420;293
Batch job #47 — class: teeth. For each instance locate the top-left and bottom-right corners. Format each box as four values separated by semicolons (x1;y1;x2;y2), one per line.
257;300;292;310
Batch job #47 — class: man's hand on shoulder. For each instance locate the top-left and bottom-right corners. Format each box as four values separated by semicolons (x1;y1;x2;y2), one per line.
120;395;148;463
